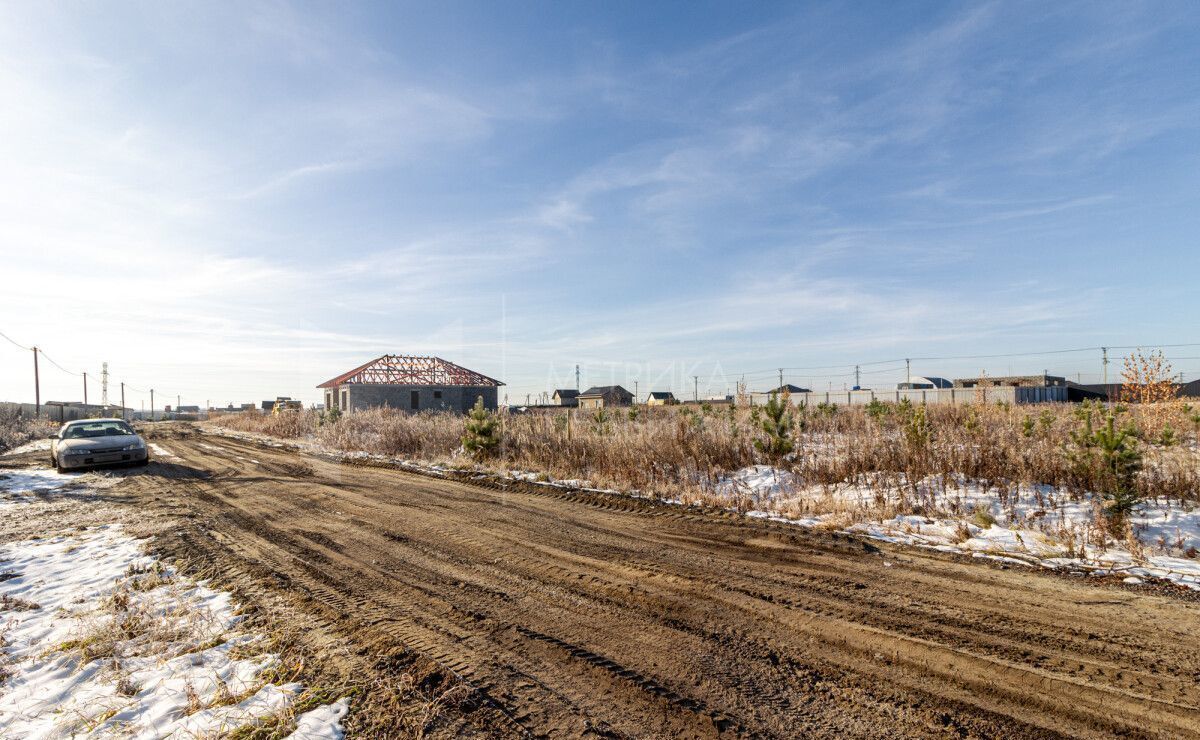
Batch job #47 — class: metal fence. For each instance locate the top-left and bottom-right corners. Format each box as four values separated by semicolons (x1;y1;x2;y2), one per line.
750;385;1068;407
0;401;137;422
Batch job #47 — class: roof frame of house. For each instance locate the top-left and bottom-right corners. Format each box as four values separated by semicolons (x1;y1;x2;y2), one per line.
318;355;503;389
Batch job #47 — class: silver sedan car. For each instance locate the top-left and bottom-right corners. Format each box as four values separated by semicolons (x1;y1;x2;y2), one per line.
50;418;150;472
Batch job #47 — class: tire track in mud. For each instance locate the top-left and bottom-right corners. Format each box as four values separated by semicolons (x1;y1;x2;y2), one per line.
124;425;1200;739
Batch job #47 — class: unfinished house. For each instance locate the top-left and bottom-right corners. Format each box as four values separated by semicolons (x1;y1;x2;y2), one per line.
953;374;1067;388
318;355;503;414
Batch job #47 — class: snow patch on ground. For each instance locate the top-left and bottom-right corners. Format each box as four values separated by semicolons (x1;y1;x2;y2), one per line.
715;466;1200;590
0;469;77;496
0;469;121;509
289;698;350;739
716;465;801;509
0;502;347;738
148;443;178;461
3;439;52;456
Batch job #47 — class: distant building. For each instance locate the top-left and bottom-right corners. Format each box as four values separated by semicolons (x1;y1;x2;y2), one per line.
1073;379;1199;400
954;374;1067;389
577;385;633;409
645;391;677;406
1068;382;1121;401
176;405;201;413
897;376;952;390
317;355;503;414
766;384;811;395
262;397;299;411
552;389;580;407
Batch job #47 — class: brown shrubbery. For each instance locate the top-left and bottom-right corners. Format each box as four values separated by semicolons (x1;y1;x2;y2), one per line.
210;400;1199;508
0;407;55;453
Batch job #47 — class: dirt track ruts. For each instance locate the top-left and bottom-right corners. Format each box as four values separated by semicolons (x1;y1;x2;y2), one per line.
123;425;1200;738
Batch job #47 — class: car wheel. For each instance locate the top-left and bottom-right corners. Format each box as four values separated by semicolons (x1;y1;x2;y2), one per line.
54;457;67;474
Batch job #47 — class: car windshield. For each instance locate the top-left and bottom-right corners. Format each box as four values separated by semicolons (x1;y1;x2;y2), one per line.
62;421;135;439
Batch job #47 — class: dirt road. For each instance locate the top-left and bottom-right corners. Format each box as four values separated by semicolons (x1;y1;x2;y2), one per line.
113;426;1200;738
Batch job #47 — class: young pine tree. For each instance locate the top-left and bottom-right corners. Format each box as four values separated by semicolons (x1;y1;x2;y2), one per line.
905;405;932;451
754;393;795;460
1071;409;1143;530
866;398;888;421
1022;415;1035;438
462;396;500;458
1094;413;1143;527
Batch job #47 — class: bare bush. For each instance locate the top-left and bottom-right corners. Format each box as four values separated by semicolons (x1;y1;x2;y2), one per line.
214;410;316;439
0;407;56;453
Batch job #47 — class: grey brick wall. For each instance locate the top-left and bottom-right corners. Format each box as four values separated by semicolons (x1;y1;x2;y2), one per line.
336;384;498;414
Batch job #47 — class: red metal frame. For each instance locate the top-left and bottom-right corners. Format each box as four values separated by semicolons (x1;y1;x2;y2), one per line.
317;355;502;388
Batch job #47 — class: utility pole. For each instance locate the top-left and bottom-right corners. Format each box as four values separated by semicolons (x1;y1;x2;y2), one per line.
855;365;861;389
693;375;699;402
101;362;109;408
778;368;783;391
575;364;580;391
1101;347;1109;403
83;372;88;408
150;389;155;422
905;358;911;387
32;347;40;419
177;394;180;412
634;380;639;403
120;383;126;422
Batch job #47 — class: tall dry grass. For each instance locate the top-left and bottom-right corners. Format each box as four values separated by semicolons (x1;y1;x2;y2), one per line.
0;407;55;453
210;400;1200;507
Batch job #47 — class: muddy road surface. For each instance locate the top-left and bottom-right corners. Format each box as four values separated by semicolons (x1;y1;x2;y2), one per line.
110;426;1200;738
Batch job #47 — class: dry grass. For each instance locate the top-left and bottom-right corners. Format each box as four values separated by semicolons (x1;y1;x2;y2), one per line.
0;630;10;685
226;687;337;740
0;407;55;453
212;400;1200;510
0;594;40;611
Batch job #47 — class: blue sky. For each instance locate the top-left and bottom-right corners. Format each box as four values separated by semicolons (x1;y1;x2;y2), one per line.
0;1;1198;407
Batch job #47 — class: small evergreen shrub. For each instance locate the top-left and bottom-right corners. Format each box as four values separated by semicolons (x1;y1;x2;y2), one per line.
462;396;500;458
754;393;795;461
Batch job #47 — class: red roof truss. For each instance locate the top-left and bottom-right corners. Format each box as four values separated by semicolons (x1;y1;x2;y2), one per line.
317;355;503;388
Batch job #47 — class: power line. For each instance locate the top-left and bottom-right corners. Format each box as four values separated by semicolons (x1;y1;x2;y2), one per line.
36;348;82;377
0;327;185;417
732;343;1200;377
0;329;32;352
